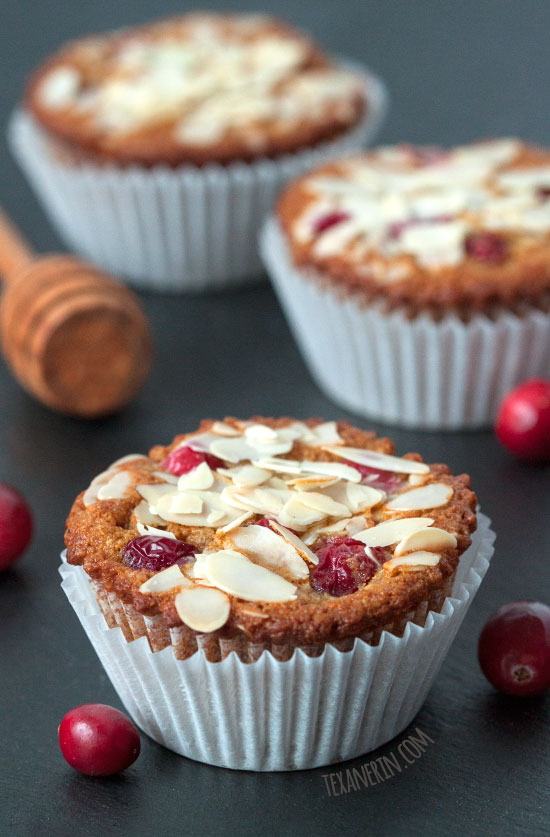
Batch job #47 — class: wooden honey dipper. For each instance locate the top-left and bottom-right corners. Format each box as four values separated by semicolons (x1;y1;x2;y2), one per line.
0;206;152;418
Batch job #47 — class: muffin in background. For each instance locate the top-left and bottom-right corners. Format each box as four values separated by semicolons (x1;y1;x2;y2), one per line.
261;139;550;429
60;416;493;770
10;12;387;291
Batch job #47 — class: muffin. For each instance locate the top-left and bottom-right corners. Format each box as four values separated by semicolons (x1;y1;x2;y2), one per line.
261;139;550;428
10;13;387;291
61;417;493;770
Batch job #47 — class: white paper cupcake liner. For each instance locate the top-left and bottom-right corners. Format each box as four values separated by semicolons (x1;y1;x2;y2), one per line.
260;218;550;430
7;63;387;293
59;511;493;771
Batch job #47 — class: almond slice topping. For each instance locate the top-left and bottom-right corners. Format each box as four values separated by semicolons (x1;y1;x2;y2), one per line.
346;482;385;512
277;496;326;531
383;551;441;573
324;446;430;475
295;491;349;518
205;550;297;602
96;470;132;501
175;586;231;633
133;499;164;526
136;523;175;538
217;511;254;534
139;565;191;594
300;460;362;482
229;465;271;488
252;457;302;475
227;525;309;579
394;527;457;556
286;475;340;490
355;517;435;547
269;521;319;565
385;483;453;511
177;462;214;491
210;421;242;437
164;493;203;515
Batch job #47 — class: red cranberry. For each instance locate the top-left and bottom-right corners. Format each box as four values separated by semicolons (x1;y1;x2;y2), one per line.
313;211;350;235
345;461;404;493
536;186;550;201
59;704;140;776
255;517;300;536
0;483;33;571
312;536;377;597
122;535;196;572
465;231;508;264
478;601;550;697
496;379;550;462
162;446;224;476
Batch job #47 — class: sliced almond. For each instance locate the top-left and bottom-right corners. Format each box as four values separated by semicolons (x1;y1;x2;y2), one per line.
227;525;309;579
310;421;343;445
211;421;242;437
252;457;302;475
177;462;214;491
269;521;319;565
230;465;271;488
394;527;457;556
277;496;326;531
385;483;453;511
136;483;175;510
286;475;340;490
153;471;179;484
295;491;349;518
109;453;145;468
346;482;385;512
209;436;256;463
207;509;226;526
139;565;191;594
324;446;430;475
133;500;164;526
408;473;429;487
244;423;279;442
355;517;435;547
96;470;132;501
163;493;203;515
221;485;288;515
175;586;231;632
383;551;441;573
300;460;362;483
136;522;175;538
217;511;254;534
205;551;297;602
303;517;351;545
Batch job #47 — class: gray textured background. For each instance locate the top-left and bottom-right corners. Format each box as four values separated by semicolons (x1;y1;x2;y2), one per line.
1;2;549;836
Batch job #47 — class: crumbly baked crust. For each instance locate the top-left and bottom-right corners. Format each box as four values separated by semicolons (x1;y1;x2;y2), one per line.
277;140;550;311
26;13;366;167
65;417;477;649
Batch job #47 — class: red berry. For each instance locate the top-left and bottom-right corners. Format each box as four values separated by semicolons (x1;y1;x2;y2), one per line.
122;535;196;572
312;536;378;597
478;601;550;697
345;461;404;493
496;379;550;462
59;704;140;776
0;483;33;571
313;211;350;235
162;446;224;476
465;231;508;263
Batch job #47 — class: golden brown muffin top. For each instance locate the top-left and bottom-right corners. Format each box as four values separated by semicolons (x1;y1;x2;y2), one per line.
65;417;477;646
277;139;550;311
27;13;366;166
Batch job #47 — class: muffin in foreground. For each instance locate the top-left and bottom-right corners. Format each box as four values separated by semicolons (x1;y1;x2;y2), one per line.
261;139;550;428
61;417;492;770
65;417;477;660
10;13;387;290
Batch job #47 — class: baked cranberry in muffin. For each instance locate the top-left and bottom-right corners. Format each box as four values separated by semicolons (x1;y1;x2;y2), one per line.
65;418;477;660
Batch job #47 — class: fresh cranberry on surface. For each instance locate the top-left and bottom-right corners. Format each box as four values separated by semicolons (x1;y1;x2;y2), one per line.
464;231;508;264
312;536;378;597
345;461;404;493
313;211;350;235
478;601;550;697
59;704;140;776
162;446;224;476
496;379;550;462
122;535;196;572
0;483;33;571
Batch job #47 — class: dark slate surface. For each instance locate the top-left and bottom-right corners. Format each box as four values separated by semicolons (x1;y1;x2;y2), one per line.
1;1;549;835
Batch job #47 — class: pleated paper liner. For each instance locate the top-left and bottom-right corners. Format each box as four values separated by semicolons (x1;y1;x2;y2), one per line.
8;63;388;293
260;218;550;430
59;512;494;771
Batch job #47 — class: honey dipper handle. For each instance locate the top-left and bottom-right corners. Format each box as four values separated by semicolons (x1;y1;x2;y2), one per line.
0;206;34;282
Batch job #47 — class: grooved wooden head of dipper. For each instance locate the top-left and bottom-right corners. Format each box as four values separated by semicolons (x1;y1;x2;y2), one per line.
0;209;152;417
